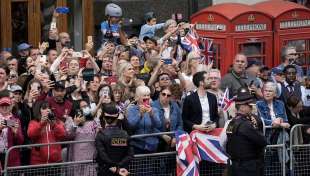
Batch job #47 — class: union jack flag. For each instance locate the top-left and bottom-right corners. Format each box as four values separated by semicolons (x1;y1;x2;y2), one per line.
176;130;200;176
199;37;214;64
219;88;235;112
190;129;228;164
181;27;200;53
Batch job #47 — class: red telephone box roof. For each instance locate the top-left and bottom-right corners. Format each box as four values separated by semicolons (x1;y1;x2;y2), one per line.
191;3;258;21
254;0;309;17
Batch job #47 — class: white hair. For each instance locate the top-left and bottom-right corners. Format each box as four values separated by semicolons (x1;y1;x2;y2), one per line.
264;82;277;92
135;85;150;100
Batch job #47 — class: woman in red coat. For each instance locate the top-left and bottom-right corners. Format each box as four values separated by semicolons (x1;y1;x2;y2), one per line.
27;101;65;165
0;96;24;169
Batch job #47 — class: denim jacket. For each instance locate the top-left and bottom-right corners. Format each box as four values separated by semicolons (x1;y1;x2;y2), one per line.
126;104;162;152
151;100;183;132
256;99;288;126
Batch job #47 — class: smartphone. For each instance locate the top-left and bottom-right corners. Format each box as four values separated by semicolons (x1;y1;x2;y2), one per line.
164;59;173;65
99;87;110;97
102;90;109;97
205;121;216;128
60;61;69;69
72;52;83;58
39;55;47;63
5;119;16;128
55;7;70;14
249;80;254;87
76;109;83;117
50;22;57;30
105;76;118;84
87;36;93;43
31;83;40;92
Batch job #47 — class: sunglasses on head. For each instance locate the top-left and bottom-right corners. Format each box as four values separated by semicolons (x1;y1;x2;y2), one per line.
161;92;172;97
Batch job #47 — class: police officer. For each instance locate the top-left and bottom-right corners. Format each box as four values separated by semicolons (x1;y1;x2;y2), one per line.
226;87;267;176
95;103;133;176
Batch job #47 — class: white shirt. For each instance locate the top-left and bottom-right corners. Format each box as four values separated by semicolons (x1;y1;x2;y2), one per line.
199;93;210;125
268;103;276;121
301;86;310;107
163;106;170;122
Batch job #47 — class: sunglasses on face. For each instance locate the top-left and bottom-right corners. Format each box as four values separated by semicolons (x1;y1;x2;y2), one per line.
287;53;298;57
161;92;172;97
9;75;17;79
160;76;170;81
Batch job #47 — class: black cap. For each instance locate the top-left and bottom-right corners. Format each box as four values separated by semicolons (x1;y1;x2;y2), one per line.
235;87;255;105
271;67;283;75
54;81;65;90
102;103;119;116
143;36;158;45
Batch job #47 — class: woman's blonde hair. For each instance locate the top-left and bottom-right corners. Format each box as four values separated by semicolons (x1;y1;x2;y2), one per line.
117;61;131;77
185;51;200;75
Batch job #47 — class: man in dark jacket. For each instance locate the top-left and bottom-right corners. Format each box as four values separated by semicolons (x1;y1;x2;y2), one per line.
95;103;133;176
182;71;219;133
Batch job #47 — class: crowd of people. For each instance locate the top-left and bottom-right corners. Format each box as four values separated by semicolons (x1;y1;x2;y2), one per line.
0;2;310;176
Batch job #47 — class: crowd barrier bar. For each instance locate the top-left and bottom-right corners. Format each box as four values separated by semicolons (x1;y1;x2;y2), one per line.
2;127;296;176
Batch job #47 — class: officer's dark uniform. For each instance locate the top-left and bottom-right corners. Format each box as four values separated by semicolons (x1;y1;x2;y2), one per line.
226;88;267;176
95;125;134;176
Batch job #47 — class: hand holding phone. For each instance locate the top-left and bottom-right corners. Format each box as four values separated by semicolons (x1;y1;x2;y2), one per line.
204;121;216;129
55;7;70;14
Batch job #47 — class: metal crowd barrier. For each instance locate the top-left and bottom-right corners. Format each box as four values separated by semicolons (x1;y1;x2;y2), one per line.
289;124;310;176
264;126;287;176
1;127;299;176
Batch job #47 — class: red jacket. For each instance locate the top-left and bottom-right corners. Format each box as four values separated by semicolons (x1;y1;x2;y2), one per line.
46;96;72;122
27;120;65;165
2;116;24;167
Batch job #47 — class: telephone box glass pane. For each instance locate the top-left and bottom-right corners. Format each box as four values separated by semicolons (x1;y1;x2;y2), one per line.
239;42;265;64
12;2;28;51
213;43;220;69
285;39;310;75
40;0;57;41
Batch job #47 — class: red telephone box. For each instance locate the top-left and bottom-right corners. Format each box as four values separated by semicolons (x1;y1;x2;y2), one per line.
255;1;310;72
191;3;273;74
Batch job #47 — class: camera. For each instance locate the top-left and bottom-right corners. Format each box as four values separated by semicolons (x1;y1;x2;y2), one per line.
76;109;83;117
2;119;15;128
48;112;55;121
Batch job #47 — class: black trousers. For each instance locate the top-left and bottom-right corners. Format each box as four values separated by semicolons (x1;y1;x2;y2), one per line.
230;159;264;176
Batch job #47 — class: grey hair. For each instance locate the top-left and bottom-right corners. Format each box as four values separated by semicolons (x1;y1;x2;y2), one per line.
264;82;277;93
135;85;151;100
164;19;177;31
